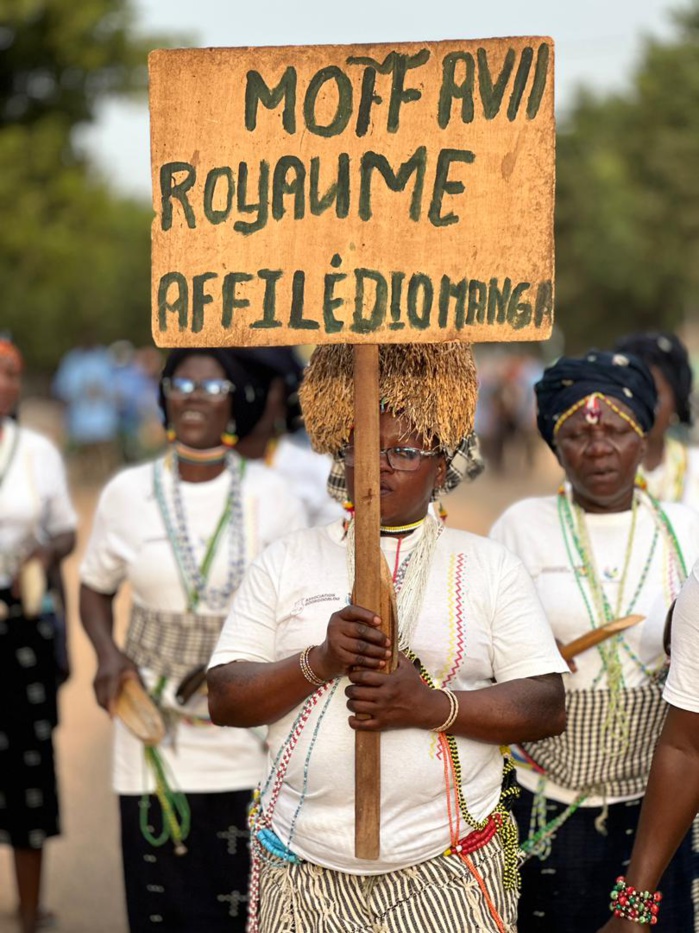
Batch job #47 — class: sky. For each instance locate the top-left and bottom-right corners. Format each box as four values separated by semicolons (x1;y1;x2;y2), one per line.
79;0;681;199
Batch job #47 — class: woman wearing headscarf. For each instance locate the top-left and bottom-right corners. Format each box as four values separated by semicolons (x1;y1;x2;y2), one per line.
207;343;568;933
232;347;344;526
490;350;699;931
79;348;306;933
0;337;77;933
613;331;697;511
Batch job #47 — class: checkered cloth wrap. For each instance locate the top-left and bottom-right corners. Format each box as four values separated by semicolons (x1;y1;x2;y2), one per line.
521;681;667;798
326;432;485;504
124;605;226;684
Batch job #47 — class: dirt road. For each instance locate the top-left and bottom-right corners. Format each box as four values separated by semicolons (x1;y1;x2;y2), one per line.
0;437;561;932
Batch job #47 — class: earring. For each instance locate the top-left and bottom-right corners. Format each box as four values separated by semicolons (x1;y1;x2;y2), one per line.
166;425;176;443
222;420;238;448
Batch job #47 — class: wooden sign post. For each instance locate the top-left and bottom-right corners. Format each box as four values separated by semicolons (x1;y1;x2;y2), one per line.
150;37;555;858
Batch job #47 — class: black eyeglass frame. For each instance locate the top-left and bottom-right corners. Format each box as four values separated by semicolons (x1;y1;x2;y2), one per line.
339;445;442;472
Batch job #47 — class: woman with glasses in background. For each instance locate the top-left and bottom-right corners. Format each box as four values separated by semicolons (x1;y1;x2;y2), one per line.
79;349;306;933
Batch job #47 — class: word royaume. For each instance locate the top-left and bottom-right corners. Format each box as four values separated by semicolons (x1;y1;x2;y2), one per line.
158;44;550;237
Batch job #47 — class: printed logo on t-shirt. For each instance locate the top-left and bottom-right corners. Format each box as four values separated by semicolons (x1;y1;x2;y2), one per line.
291;594;343;616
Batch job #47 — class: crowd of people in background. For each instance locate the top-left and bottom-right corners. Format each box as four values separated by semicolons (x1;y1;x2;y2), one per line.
52;338;164;480
1;329;698;933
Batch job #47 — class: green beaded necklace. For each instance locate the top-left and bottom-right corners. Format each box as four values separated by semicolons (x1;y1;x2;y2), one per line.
557;482;687;744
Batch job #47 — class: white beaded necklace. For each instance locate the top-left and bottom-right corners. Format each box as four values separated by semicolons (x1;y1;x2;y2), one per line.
345;513;443;652
153;451;246;611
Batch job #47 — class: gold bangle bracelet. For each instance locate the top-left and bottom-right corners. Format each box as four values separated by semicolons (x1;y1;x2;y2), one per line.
432;687;459;733
299;645;326;688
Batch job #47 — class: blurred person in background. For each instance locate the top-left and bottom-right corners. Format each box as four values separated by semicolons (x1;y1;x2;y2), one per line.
490;350;699;931
474;349;544;474
0;336;77;933
52;334;119;482
613;331;698;511
132;346;167;458
233;347;344;526
109;340;162;464
79;348;306;933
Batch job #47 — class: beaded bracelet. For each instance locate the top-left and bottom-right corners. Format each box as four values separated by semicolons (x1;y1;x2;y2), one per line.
299;646;327;688
432;688;459;733
609;876;662;925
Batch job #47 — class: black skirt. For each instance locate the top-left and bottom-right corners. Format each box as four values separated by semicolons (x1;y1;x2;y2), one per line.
120;789;253;933
514;786;694;931
0;590;60;849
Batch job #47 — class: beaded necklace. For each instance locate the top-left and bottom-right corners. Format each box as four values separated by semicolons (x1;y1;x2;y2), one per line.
557;483;687;742
380;517;426;535
173;440;227;465
246;680;338;933
346;514;443;652
406;647;521;892
153;451;247;611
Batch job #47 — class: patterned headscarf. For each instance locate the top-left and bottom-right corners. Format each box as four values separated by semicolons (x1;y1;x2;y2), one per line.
613;332;693;426
535;350;657;450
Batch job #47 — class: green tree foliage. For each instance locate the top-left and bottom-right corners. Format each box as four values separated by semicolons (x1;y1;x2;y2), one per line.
0;0;156;370
556;3;699;350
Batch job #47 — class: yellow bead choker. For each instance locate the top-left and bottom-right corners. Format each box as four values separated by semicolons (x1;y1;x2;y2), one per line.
379;518;426;535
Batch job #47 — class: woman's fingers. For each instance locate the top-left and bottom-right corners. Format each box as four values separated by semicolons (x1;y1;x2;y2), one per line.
315;605;393;679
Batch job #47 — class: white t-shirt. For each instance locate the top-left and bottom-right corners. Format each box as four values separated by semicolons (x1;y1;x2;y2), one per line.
664;559;699;714
269;434;344;526
0;421;77;587
641;442;699;513
209;520;568;874
80;454;307;794
490;494;699;805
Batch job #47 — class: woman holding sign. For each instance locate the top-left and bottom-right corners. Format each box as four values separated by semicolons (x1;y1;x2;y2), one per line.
208;343;567;933
79;348;306;933
490;350;699;931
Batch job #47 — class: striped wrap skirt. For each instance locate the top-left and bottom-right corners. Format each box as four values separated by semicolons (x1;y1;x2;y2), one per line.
257;834;517;933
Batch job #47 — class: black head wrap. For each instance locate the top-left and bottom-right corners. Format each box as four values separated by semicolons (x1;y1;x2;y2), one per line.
613;332;693;426
535;349;657;450
225;348;305;433
158;348;267;441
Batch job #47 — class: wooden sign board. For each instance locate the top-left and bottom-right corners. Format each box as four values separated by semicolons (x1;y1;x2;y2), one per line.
150;38;555;347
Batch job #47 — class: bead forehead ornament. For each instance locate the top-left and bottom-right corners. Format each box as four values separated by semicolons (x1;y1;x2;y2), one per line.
584;395;602;425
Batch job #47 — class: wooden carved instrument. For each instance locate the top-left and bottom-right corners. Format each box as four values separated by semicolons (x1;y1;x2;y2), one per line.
113;678;166;746
560;614;645;661
19;558;47;618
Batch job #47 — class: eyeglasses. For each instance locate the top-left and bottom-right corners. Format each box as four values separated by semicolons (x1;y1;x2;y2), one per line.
340;446;440;472
163;377;234;398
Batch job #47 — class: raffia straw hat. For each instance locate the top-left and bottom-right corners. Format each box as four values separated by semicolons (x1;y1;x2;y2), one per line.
299;343;483;502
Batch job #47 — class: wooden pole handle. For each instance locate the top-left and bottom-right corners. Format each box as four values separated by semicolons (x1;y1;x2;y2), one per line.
352;344;390;861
